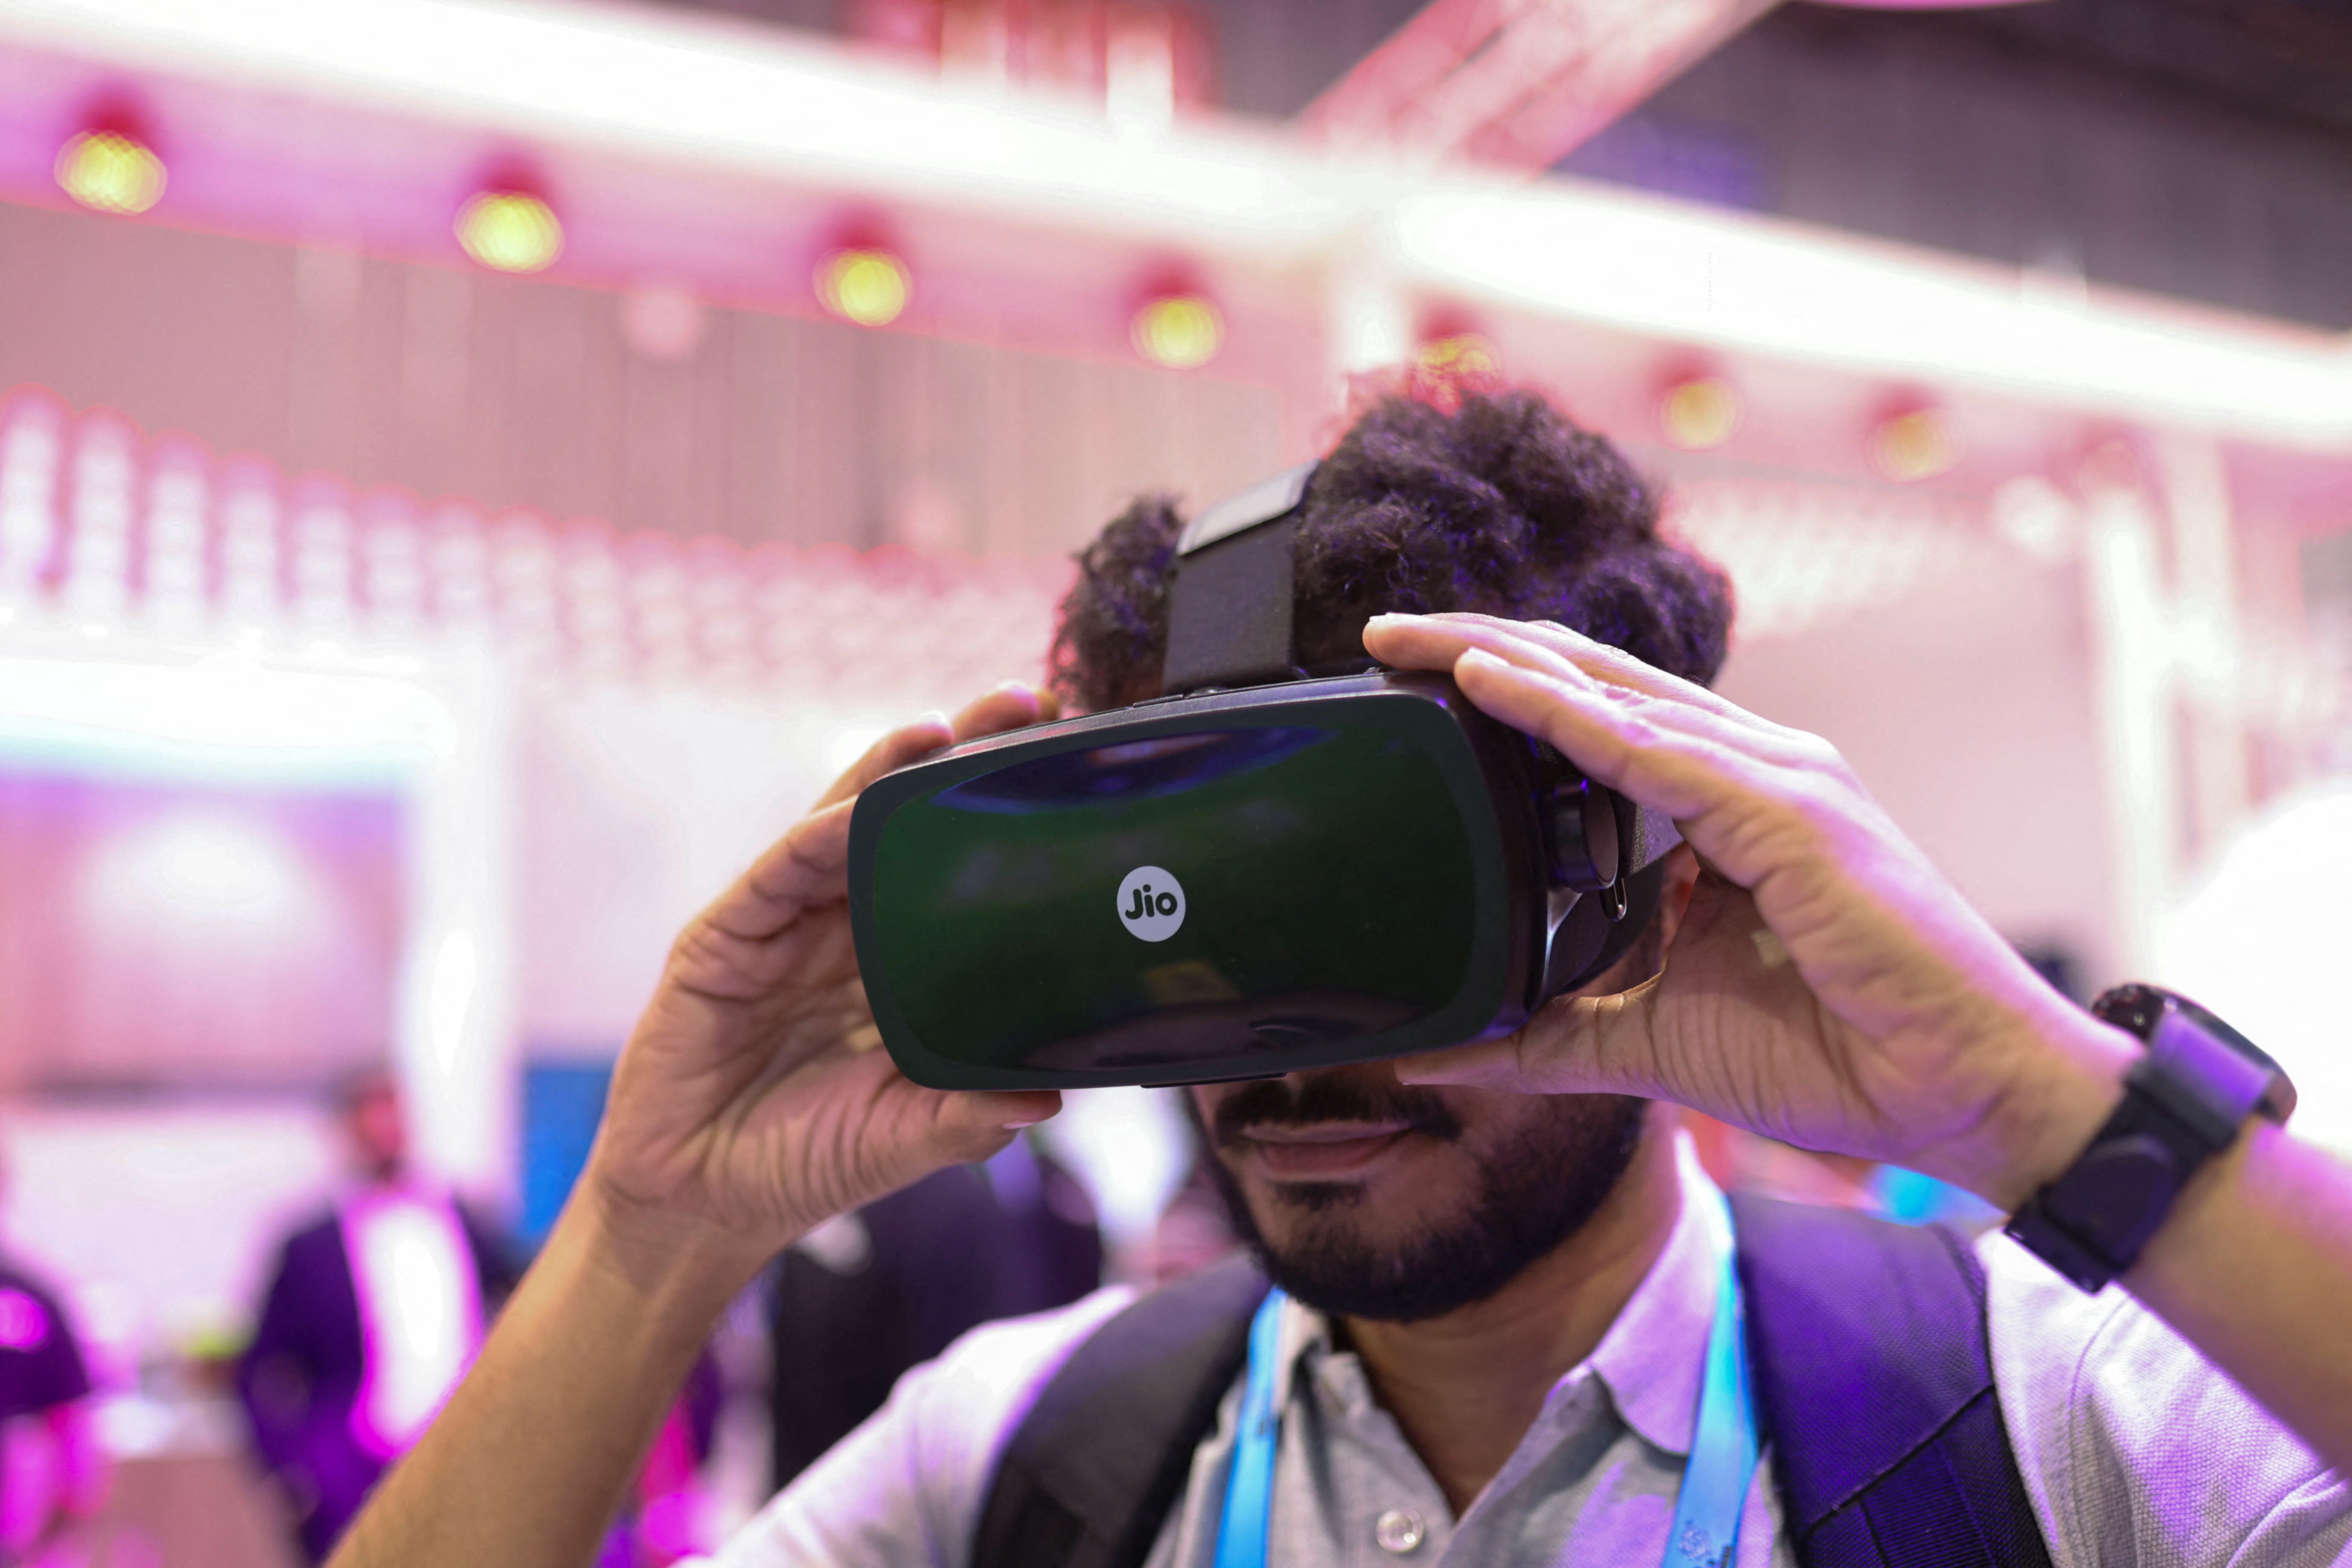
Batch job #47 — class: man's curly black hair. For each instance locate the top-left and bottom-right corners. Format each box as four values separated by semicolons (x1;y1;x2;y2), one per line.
1048;388;1734;712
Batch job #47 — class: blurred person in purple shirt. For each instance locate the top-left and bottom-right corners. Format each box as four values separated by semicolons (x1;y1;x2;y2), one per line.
236;1068;522;1565
0;1162;102;1567
765;1135;1102;1491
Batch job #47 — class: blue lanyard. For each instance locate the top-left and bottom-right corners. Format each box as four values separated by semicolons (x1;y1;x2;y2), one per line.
1669;1189;1760;1568
1209;1282;1288;1568
1211;1190;1758;1568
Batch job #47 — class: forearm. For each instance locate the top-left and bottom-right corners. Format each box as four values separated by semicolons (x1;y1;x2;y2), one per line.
2123;1124;2352;1471
1991;1007;2352;1472
327;1189;761;1568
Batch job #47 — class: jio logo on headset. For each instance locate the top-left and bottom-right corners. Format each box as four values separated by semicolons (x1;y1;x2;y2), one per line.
1116;865;1186;942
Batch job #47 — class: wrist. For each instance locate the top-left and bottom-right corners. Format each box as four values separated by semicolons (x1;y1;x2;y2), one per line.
1968;998;2139;1213
566;1173;775;1327
2000;984;2300;1293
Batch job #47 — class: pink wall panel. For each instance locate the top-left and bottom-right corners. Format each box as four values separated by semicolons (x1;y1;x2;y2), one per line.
0;197;1290;559
0;774;405;1087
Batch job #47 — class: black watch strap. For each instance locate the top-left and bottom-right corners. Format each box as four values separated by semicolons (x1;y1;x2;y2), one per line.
2004;985;2295;1293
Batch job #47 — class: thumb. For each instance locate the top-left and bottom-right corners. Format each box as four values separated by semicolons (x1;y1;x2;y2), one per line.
1391;1036;1537;1090
1392;983;1666;1096
930;1089;1063;1164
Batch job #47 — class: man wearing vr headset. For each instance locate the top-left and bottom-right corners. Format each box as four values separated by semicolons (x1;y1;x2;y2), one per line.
327;387;2352;1568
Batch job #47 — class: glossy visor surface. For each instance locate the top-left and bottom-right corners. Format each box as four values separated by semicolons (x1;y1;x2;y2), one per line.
850;679;1520;1088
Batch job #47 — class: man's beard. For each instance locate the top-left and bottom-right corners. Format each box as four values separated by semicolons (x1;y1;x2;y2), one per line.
1197;1073;1648;1324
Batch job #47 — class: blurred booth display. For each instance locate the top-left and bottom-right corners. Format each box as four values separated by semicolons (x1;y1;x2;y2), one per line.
519;1061;615;1246
0;773;401;1092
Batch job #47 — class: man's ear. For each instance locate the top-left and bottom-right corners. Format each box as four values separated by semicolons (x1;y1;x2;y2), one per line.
1651;842;1704;956
1573;840;1704;999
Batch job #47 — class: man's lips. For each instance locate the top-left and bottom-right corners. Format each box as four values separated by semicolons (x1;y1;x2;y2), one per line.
1235;1120;1422;1180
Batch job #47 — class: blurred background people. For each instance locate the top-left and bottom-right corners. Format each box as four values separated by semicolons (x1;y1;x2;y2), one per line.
611;1357;724;1568
236;1069;523;1565
766;1135;1102;1490
0;1150;102;1568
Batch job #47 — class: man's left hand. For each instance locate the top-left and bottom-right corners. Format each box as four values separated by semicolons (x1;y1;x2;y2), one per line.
1362;611;2134;1209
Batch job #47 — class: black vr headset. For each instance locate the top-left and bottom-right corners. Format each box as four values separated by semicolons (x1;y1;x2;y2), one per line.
847;461;1682;1090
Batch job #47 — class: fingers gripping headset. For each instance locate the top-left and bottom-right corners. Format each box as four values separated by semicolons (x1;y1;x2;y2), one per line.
847;461;1683;1090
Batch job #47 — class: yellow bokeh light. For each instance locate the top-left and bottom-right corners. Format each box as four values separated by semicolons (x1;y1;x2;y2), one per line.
1661;377;1740;451
817;249;910;328
1132;295;1222;369
1872;408;1959;482
455;191;563;275
1416;333;1499;380
55;131;167;216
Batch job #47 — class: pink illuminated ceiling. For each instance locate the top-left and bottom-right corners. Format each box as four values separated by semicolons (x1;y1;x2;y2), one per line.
0;0;2343;470
0;0;2344;591
0;6;1330;413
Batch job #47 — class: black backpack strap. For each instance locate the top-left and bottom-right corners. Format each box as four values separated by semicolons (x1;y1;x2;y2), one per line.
972;1253;1269;1568
1731;1193;2053;1568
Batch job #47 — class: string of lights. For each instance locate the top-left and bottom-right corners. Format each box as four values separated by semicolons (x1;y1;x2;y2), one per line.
0;390;1075;706
0;386;2141;714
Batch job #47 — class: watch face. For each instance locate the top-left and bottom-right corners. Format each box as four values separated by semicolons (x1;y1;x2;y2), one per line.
2093;983;2298;1124
2089;982;2170;1040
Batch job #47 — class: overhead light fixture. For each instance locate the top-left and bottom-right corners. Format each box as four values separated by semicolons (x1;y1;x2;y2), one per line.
1872;405;1959;482
1661;374;1740;451
455;189;563;274
1415;331;1500;379
816;247;910;328
55;129;166;216
1400;328;1503;412
1131;292;1222;369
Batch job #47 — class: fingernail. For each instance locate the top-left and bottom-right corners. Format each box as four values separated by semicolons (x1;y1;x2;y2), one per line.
992;678;1032;697
1366;612;1417;627
1457;647;1504;669
916;709;950;731
1001;1114;1047;1129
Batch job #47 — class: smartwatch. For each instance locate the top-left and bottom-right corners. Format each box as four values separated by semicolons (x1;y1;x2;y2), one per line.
2005;984;2296;1292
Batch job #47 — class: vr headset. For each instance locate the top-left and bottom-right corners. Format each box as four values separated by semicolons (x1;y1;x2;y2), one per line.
847;461;1681;1090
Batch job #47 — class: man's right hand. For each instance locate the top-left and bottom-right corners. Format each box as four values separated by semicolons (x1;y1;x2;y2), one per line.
579;680;1065;1286
327;681;1066;1568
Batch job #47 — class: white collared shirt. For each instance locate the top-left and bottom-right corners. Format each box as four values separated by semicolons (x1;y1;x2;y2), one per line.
339;1184;485;1458
719;1147;2349;1568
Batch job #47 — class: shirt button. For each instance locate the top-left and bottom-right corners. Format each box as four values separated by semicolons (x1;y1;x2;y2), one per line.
1374;1508;1427;1554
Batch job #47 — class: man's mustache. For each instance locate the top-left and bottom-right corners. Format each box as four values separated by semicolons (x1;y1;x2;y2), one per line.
1209;1070;1464;1149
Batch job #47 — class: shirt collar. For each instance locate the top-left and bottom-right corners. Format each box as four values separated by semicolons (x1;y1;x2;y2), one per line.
1270;1132;1729;1457
1585;1134;1727;1458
